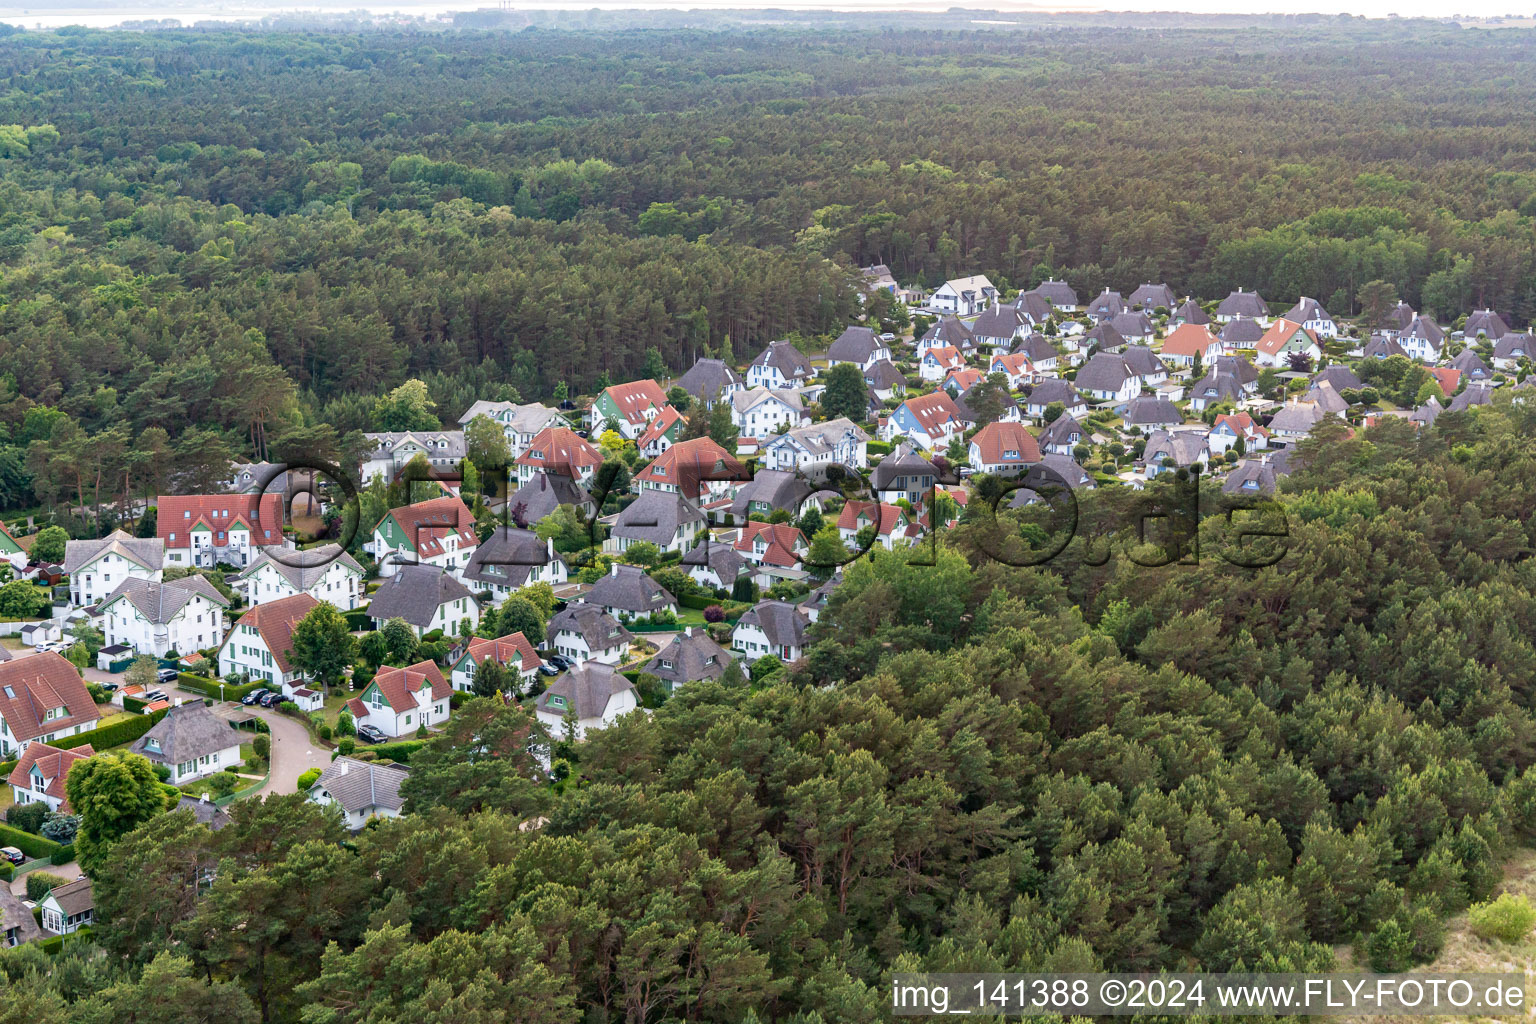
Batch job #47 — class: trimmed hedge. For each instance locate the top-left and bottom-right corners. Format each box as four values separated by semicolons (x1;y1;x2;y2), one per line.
0;822;63;860
344;608;373;630
50;844;74;865
362;739;427;764
39;926;91;956
0;759;14;779
679;593;750;617
55;708;167;752
26;870;68;902
176;673;266;701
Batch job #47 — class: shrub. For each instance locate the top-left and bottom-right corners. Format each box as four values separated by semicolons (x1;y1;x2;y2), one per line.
251;734;270;760
297;768;322;790
0;863;11;882
1469;893;1536;944
6;802;48;835
49;844;73;866
335;710;355;735
39;813;78;845
337;738;355;756
703;604;725;623
0;822;61;860
25;871;68;903
415;723;428;739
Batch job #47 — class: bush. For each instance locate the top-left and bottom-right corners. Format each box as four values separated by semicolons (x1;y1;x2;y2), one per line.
25;871;68;902
50;844;73;866
337;738;355;756
297;768;322;790
6;802;47;835
0;822;62;860
39;813;78;845
1468;893;1536;944
367;739;426;765
251;734;270;760
335;710;355;736
415;723;428;739
176;672;266;702
0;863;11;882
55;708;167;751
703;604;725;623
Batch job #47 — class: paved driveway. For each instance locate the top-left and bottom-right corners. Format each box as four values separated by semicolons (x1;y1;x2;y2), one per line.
206;702;331;796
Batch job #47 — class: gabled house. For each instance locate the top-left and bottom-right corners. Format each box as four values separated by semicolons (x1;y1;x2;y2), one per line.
826;326;891;370
462;528;568;598
1312;364;1362;393
1223;457;1284;496
102;576;228;658
1219;316;1265;349
585;563;678;622
450;631;542;693
836;500;913;551
218;593;318;689
860;263;898;295
1083;320;1127;354
636;405;686;457
872;443;938;505
734;521;808;571
747;340;814;390
1171;297;1211;326
0;653;99;757
864;359;908;402
506;472;595;527
370;495;478;577
1447;346;1493;383
930;275;996;316
883;391;968;451
1014;290;1054;328
1121;345;1170;386
1038;414;1086;456
681;539;747;592
675;358;745;408
915;316;977;358
63;531;164;608
1128;282;1176;311
515;426;604;485
1108;312;1155;345
1031;278;1079;311
1377;300;1416;337
730;388;806;437
546;603;632;666
919;346;966;383
971;304;1027;348
1024;454;1095;492
1086;289;1125;320
360;431;465;484
534;662;638;740
634;436;747;503
1;889;43;947
1159;323;1223;368
129;702;243;784
1141;429;1210;478
590;379;668;439
457;401;569;457
1074;352;1142;403
1012;334;1060;372
968;421;1041;476
367;565;479;637
1025;379;1089;422
158;494;285;570
612;490;707;555
1492;333;1532;371
989;352;1035;389
1208;412;1270;454
1465;309;1511;340
643;627;731;690
237;544;363;611
308;757;408;830
8;741;92;814
1449;380;1497;412
37;877;93;936
1254;319;1323;368
1396;315;1445;362
346;660;450;739
1122;395;1183;431
1410;396;1444;429
729;468;818;524
1266;398;1326;442
732;599;812;663
1361;335;1410;361
1282;296;1338;338
760;419;870;477
941;367;984;396
1216;288;1268;323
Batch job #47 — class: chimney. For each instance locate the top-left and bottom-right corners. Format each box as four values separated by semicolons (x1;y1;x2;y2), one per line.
684;626;693;638
338;760;349;775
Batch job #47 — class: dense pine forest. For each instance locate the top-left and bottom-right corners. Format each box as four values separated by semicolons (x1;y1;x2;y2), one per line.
3;16;1536;1024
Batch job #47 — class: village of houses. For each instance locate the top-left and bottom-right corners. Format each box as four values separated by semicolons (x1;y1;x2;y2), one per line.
0;263;1527;948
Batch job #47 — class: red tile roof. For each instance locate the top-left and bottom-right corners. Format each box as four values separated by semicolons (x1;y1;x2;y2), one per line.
515;427;603;475
636;405;685;449
1213;412;1270;439
228;593;319;675
924;347;965;371
0;653;98;745
382;496;477;559
734;522;808;567
7;742;93;810
902;391;967;437
1160;323;1221;358
635;437;747;499
990;353;1034;378
970;421;1041;466
158;494;284;546
1429;366;1460;397
602;380;668;425
1255;319;1318;356
368;659;450;711
837;499;907;537
463;632;541;673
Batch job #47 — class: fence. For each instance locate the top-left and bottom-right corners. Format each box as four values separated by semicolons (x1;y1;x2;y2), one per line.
214;766;271;807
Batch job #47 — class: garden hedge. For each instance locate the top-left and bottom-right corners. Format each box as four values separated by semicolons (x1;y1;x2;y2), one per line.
363;739;426;764
50;844;74;866
55;708;167;752
0;822;62;860
176;673;266;701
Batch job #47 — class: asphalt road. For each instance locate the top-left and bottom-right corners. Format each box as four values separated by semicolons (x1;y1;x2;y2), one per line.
207;701;330;797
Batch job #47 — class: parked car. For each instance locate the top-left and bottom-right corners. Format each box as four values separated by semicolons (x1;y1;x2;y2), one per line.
356;724;387;744
143;690;166;703
0;847;24;865
156;668;179;683
259;691;284;708
537;662;560;677
98;681;119;693
240;691;263;706
548;654;573;671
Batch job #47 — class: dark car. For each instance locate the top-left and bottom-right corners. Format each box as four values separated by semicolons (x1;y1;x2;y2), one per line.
98;681;119;693
259;691;284;708
156;668;179;684
0;847;23;865
240;691;263;706
547;654;573;671
356;724;387;744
